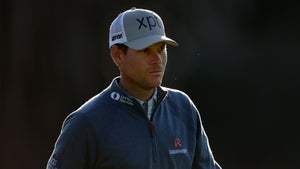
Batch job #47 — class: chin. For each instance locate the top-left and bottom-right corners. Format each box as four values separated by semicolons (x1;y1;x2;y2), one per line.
150;79;162;87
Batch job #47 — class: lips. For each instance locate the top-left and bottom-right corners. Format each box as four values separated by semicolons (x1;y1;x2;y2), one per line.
148;67;164;75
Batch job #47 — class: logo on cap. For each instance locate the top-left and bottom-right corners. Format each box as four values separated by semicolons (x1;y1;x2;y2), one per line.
136;15;161;30
111;33;123;42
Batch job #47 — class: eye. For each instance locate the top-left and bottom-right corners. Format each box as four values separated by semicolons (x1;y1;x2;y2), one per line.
158;44;166;53
137;48;149;53
142;48;149;53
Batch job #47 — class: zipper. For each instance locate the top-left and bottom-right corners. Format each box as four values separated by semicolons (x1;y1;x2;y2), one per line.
150;121;156;137
150;121;157;166
149;88;167;168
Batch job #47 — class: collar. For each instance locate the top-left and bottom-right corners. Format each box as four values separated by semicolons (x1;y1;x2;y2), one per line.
114;77;158;103
108;77;167;107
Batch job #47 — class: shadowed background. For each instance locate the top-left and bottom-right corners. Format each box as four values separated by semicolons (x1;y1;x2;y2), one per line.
1;0;300;168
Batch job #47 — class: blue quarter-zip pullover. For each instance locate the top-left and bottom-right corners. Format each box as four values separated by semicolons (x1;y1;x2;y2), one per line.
47;77;221;169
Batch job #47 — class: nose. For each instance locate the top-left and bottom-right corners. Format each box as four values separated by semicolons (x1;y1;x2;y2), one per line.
150;51;163;64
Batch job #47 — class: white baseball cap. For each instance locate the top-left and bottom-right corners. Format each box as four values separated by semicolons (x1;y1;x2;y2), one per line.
109;7;178;50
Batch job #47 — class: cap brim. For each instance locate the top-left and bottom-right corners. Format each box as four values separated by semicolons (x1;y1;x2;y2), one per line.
124;35;178;50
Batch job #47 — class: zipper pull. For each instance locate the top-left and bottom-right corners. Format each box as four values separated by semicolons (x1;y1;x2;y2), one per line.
150;122;156;137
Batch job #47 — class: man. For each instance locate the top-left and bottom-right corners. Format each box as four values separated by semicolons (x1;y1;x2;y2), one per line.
47;7;222;169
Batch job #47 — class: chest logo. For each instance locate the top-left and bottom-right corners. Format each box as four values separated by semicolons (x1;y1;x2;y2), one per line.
169;137;187;155
110;92;134;106
174;138;182;147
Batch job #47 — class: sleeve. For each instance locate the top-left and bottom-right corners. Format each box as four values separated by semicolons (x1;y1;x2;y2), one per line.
190;101;222;169
46;112;96;169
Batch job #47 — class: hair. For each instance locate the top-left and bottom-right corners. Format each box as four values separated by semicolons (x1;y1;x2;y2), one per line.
115;44;128;54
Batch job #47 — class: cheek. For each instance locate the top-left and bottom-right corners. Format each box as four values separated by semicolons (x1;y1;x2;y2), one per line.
161;54;168;66
120;59;143;75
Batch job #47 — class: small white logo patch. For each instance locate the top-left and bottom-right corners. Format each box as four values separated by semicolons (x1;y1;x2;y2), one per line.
47;155;58;169
110;92;134;105
110;92;121;100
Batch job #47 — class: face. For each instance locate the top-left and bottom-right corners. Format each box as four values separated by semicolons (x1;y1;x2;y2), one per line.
116;42;168;91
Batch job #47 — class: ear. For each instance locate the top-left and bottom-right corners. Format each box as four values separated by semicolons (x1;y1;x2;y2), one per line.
110;45;123;67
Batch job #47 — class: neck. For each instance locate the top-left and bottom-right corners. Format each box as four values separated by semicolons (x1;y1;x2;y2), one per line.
118;78;155;102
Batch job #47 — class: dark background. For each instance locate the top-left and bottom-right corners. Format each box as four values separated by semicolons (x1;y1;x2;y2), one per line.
1;0;300;168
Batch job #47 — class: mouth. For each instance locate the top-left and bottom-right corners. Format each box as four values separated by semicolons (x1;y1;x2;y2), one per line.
149;68;163;76
150;71;162;76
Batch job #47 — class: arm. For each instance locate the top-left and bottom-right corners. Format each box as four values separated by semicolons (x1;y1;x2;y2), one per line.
46;112;95;169
190;103;222;169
